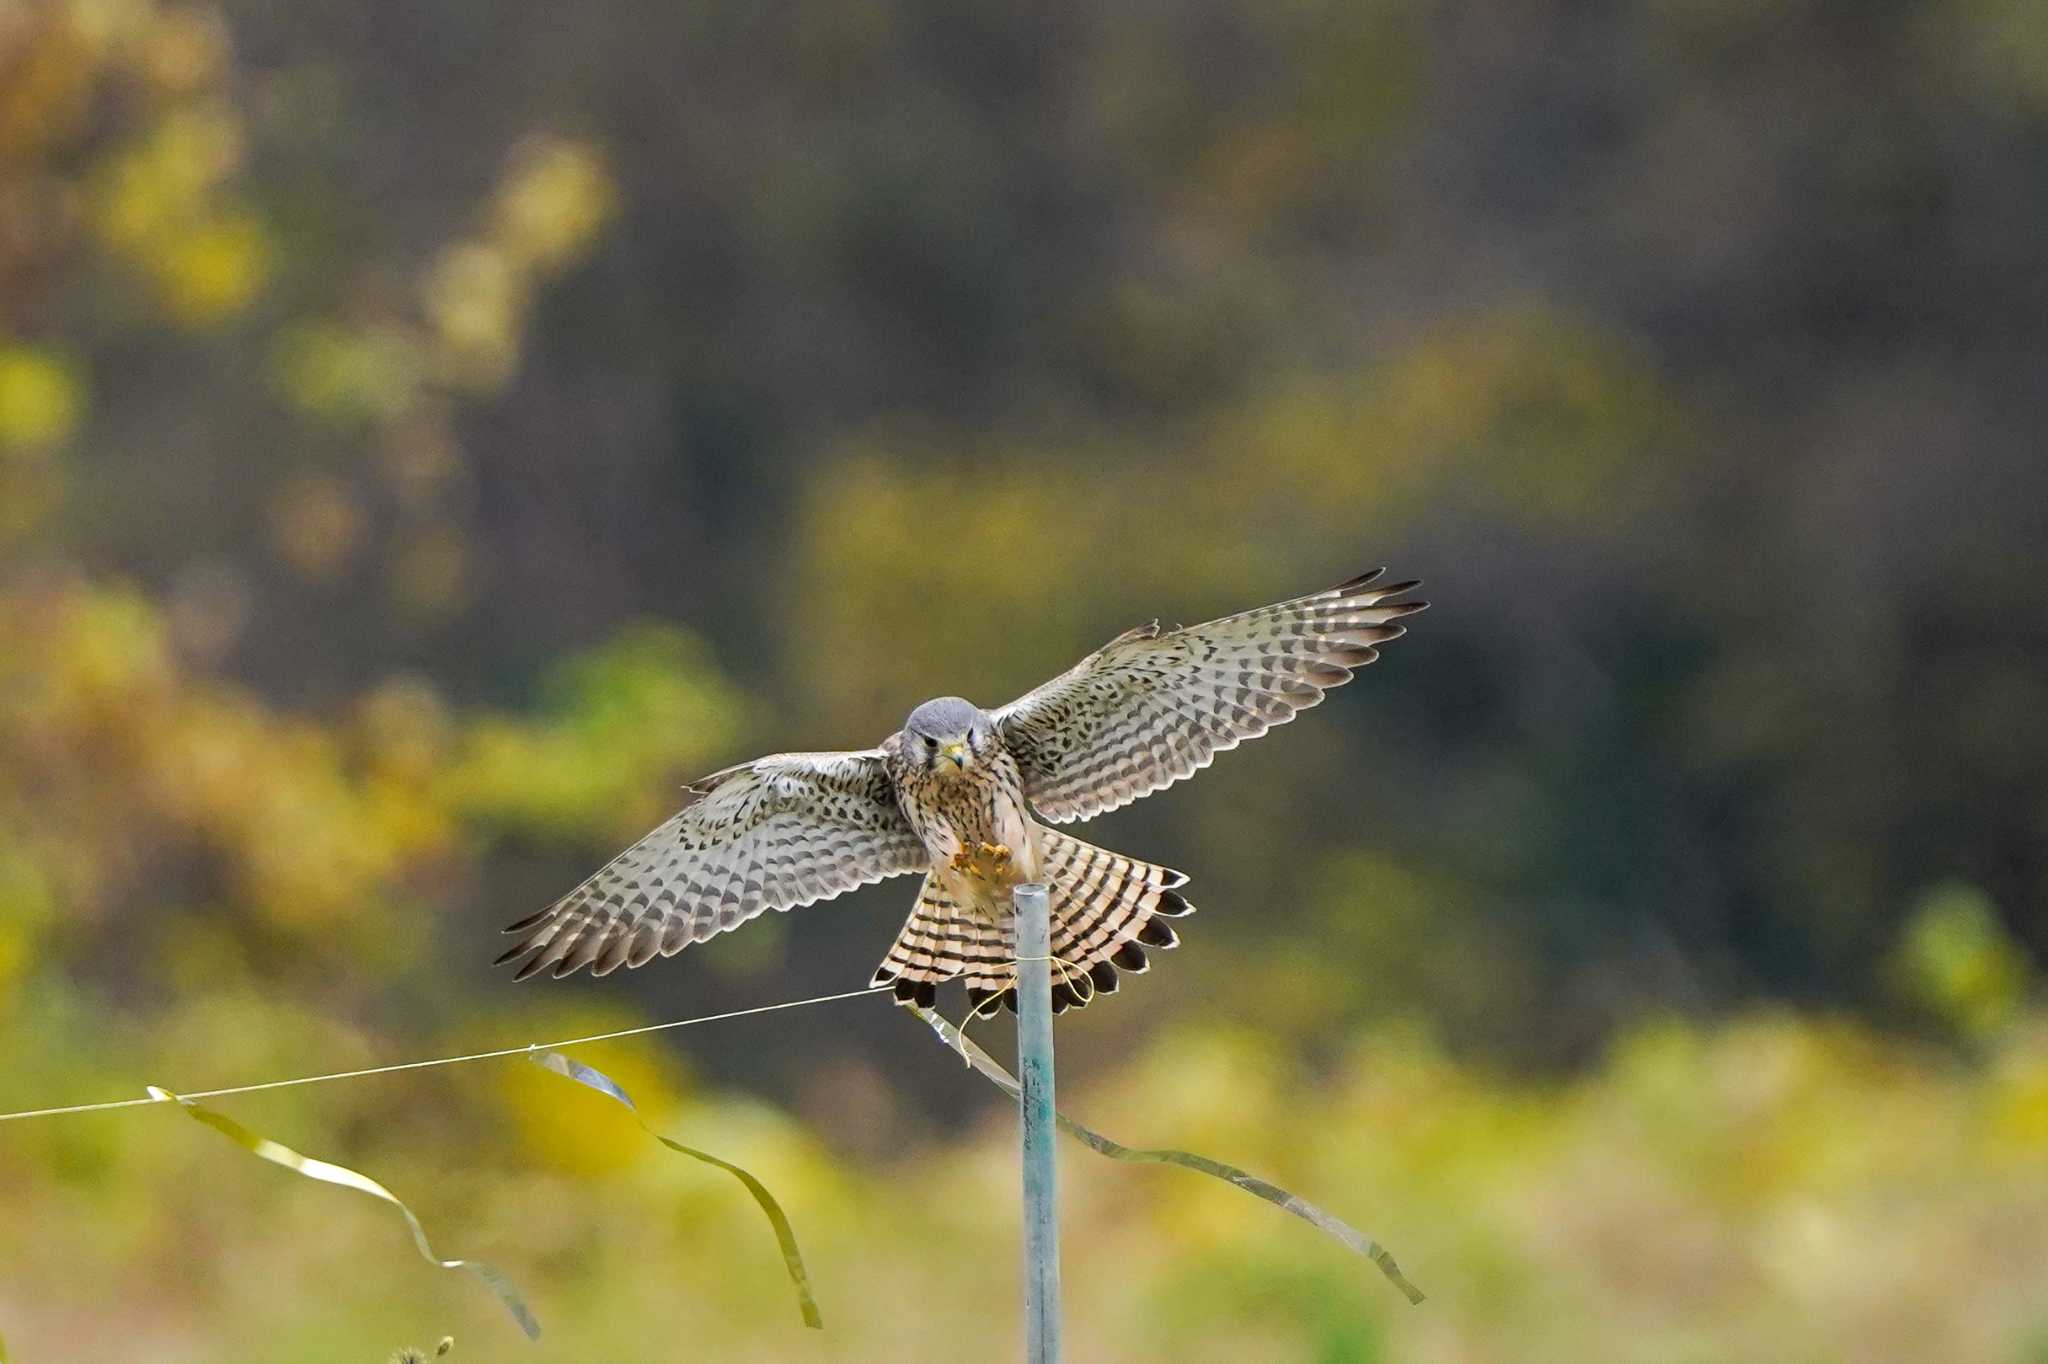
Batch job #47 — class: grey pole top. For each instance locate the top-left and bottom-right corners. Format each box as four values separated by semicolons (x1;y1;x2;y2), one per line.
1013;882;1061;1363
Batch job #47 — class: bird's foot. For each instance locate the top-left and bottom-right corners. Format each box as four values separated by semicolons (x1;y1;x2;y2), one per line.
950;841;1014;881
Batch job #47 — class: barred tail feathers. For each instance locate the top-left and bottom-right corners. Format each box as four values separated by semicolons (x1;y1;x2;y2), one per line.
869;830;1193;1014
1034;829;1192;1013
869;875;996;1010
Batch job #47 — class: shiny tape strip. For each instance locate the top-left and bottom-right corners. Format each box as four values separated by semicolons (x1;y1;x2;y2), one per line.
147;1085;540;1338
526;1051;824;1329
910;1009;1425;1305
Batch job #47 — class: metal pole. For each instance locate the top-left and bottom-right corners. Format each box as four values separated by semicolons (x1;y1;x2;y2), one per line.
1013;881;1061;1364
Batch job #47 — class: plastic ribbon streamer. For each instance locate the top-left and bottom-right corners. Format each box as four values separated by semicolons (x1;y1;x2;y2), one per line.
910;1009;1426;1306
146;1086;541;1339
526;1050;824;1330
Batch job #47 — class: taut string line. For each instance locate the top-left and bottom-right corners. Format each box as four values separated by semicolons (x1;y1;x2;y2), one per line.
0;984;893;1124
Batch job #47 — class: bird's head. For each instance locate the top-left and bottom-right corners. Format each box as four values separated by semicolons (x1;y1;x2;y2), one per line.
901;696;991;777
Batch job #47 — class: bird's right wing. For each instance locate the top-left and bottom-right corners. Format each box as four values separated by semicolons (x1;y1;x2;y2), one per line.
497;748;926;979
993;569;1425;824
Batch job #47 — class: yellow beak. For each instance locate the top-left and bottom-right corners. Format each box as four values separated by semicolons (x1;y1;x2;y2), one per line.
940;741;968;769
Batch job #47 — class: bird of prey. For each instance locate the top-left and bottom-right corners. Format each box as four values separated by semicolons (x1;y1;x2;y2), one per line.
497;570;1426;1016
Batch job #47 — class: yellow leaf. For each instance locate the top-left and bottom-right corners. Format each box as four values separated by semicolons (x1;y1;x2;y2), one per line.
0;346;84;452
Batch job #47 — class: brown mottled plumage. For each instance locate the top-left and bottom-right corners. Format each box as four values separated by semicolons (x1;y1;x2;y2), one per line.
496;569;1426;1009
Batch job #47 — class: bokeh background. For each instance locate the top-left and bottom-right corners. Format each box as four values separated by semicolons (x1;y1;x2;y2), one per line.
3;0;2047;1359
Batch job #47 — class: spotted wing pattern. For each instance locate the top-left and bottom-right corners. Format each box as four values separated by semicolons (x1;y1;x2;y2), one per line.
994;569;1426;824
497;749;927;980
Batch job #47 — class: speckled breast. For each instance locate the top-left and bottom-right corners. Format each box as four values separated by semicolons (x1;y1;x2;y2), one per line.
895;748;1044;895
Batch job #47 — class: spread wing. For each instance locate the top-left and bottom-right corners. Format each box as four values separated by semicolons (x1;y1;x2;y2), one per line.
994;569;1426;824
496;748;926;979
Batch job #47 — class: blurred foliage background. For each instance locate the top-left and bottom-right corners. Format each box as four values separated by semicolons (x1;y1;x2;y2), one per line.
2;0;2045;1358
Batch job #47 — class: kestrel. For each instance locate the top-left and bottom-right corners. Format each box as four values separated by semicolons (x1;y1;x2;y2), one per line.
497;570;1426;1015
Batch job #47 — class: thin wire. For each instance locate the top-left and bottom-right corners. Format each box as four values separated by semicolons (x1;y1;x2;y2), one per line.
0;984;892;1125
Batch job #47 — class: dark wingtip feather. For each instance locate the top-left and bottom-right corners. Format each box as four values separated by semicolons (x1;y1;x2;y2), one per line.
510;953;552;982
1111;618;1164;646
1334;568;1387;592
492;942;531;967
1111;941;1149;973
591;926;634;976
1001;988;1019;1014
502;907;555;934
1088;961;1120;994
1154;889;1194;917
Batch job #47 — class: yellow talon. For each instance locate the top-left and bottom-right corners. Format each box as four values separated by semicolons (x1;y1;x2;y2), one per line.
951;842;1013;881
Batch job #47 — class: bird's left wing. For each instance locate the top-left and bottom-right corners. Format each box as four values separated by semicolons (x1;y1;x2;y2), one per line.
994;569;1426;825
497;748;926;980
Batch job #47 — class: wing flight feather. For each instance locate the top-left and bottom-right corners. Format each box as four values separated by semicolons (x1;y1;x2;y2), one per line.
497;748;926;980
994;570;1426;824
